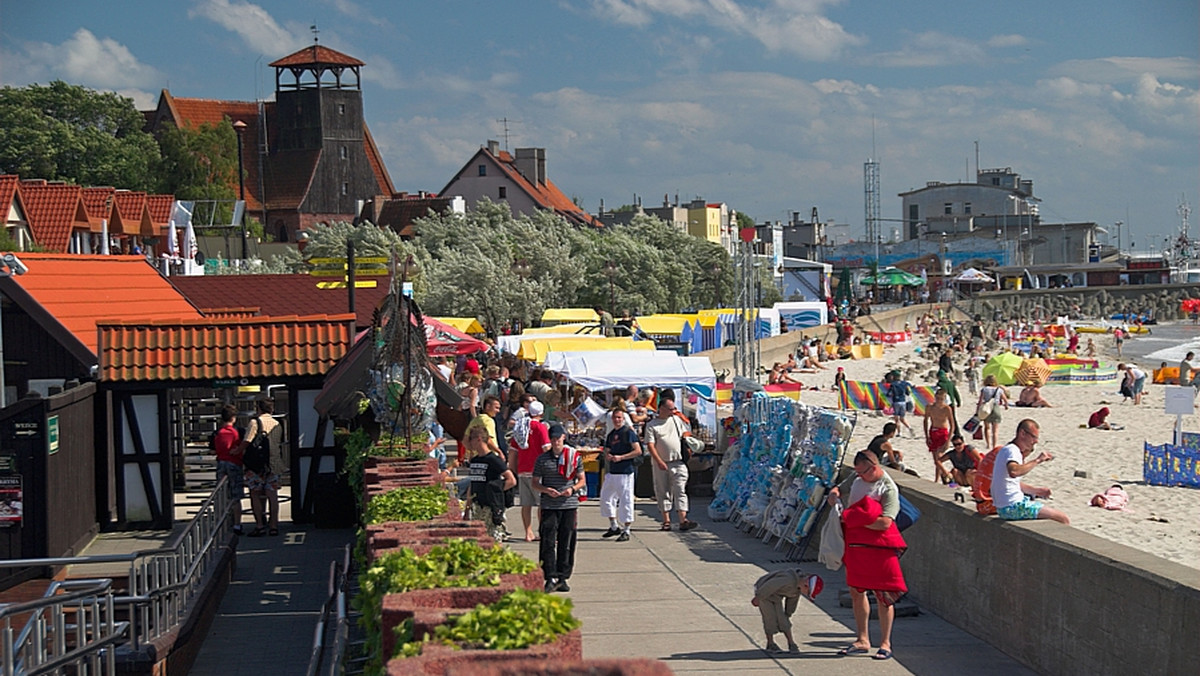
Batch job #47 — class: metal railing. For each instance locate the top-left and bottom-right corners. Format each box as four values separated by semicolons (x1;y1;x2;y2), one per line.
0;477;236;674
306;544;352;676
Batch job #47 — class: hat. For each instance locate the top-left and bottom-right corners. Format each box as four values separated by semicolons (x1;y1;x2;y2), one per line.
807;574;824;599
528;401;545;416
547;423;566;439
465;358;480;374
837;367;844;371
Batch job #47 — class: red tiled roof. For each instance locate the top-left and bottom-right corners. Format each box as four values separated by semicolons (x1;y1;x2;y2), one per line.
375;195;456;237
98;313;356;382
0;175;19;216
262;150;321;211
0;254;203;358
269;45;365;68
112;190;150;236
363;125;396;196
168;274;388;328
80;186;115;233
146;195;174;229
445;147;602;228
156;92;265;213
18;182;92;252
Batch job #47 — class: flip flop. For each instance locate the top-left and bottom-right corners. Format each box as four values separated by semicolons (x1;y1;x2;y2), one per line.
837;645;869;656
873;648;893;660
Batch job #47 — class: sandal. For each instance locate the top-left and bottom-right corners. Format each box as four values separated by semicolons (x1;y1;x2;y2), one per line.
660;522;672;531
268;528;279;536
247;527;267;537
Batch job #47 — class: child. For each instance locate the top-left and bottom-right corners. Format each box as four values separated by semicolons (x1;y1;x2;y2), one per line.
751;569;824;654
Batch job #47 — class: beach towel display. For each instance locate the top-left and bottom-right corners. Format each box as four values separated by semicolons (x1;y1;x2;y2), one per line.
708;392;856;558
1143;440;1200;488
837;380;936;416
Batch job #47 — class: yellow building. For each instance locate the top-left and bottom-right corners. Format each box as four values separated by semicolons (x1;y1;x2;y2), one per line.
687;202;724;245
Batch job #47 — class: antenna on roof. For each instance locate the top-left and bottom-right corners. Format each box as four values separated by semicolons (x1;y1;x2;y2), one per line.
311;23;320;44
495;117;520;151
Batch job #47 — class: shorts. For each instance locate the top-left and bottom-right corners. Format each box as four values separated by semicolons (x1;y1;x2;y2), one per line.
927;427;950;453
518;474;540;507
891;400;908;418
216;460;244;499
1132;376;1146;395
996;497;1044;521
850;587;905;607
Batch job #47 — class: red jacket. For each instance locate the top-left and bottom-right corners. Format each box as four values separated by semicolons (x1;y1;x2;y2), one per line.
842;495;907;593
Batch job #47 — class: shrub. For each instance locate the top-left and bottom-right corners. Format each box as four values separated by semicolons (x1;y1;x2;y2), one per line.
364;485;450;525
398;589;580;657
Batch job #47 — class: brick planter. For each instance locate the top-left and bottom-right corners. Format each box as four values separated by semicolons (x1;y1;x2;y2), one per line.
378;569;544;659
443;658;675;676
366;456;438;472
386;628;583;676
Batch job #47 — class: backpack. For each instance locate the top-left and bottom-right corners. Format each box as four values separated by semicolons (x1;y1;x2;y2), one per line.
243;416;271;475
972;448;999;515
895;493;921;531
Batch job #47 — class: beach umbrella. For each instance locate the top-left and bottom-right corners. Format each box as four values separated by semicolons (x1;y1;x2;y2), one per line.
982;352;1024;386
1014;358;1053;385
953;267;994;283
421;317;489;356
860;267;924;287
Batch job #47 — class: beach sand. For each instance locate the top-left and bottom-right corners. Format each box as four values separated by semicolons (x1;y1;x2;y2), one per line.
794;327;1200;571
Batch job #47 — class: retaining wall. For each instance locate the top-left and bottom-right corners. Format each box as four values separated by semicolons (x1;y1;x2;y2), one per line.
891;470;1200;676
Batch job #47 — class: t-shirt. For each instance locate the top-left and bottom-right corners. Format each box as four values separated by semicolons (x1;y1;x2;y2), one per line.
645;415;684;463
532;448;583;510
527;380;551;403
604;426;640;475
944;448;978;472
991;443;1026;509
465;414;498;448
468;452;508;486
1181;359;1199;385
840;471;899;519
513;419;549;474
213;425;241;464
1130;367;1145;380
886;380;910;404
1087;410;1108;428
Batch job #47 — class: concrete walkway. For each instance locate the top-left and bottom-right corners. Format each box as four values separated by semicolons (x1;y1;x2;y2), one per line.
505;497;1035;676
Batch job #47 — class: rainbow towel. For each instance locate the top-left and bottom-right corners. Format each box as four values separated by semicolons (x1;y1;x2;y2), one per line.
763;382;803;401
838;381;935;415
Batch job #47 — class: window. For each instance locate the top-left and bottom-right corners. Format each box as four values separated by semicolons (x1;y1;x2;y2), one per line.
992;177;1000;186
338;103;346;115
944;203;953;215
339;146;348;160
341;182;349;195
478;165;487;176
498;186;507;199
964;202;972;214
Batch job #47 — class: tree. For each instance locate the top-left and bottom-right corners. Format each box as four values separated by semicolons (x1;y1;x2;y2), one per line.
156;120;239;228
0;81;159;190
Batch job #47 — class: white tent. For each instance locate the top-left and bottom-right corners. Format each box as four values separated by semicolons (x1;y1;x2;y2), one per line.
953;267;995;283
543;350;718;431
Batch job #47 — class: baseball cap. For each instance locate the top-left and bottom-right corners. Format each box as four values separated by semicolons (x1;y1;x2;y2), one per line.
547;423;566;439
807;574;824;599
528;401;545;416
465;358;480;374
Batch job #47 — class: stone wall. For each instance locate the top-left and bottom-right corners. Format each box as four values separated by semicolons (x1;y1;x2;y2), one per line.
891;470;1200;676
963;283;1199;323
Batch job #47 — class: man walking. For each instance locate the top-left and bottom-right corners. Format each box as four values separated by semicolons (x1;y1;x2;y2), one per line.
645;396;697;532
509;400;550;541
532;424;586;592
923;389;955;484
992;419;1070;524
600;408;641;541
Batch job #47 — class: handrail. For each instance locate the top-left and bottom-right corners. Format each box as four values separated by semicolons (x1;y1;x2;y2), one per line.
0;477;236;673
305;544;352;676
0;579;126;676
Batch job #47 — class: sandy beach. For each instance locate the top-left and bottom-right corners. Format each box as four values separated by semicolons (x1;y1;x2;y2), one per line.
793;324;1200;571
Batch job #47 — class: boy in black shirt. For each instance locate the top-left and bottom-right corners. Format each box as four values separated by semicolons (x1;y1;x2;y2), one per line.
532;423;586;592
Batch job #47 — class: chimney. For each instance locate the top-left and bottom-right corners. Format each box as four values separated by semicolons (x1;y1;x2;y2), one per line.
514;147;544;185
486;139;500;155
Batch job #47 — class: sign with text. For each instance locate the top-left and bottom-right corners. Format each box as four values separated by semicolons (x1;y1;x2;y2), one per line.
47;415;59;455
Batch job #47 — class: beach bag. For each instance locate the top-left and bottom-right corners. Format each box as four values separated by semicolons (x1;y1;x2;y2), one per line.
243;416;271;475
818;501;845;571
962;415;981;435
895;494;920;532
976;395;996;421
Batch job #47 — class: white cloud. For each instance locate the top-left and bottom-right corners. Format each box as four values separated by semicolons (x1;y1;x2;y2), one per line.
1049;56;1200;85
864;31;991;68
320;0;394;29
987;34;1028;48
189;0;301;56
7;28;161;90
585;0;864;60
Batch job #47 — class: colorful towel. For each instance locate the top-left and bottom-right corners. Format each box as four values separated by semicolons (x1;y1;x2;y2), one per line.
838;381;935;415
764;382;803;401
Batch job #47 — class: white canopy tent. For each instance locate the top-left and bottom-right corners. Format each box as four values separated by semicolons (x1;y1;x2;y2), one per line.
953;267;995;283
542;350;718;433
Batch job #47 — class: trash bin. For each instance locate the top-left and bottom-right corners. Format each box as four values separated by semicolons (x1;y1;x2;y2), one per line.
312;472;356;528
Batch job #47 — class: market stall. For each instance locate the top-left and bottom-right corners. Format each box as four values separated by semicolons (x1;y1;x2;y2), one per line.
515;336;655;364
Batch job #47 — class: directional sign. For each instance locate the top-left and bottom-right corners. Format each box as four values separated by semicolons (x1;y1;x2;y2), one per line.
317;280;378;289
309;266;390;277
307;256;390;265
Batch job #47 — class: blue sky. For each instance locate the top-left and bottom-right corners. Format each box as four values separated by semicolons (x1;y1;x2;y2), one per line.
3;1;1197;251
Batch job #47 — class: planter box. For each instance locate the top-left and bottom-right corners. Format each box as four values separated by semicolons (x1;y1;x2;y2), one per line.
378;570;544;660
366;521;491;551
443;658;675;676
386;628;583;676
366;456;438;472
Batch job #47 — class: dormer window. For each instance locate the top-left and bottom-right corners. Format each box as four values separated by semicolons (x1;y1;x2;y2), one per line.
478;165;487;176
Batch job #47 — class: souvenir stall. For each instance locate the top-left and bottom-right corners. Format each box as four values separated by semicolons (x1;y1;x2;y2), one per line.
708;387;856;560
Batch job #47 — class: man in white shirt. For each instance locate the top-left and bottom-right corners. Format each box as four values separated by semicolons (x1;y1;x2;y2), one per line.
1179;352;1198;389
991;419;1070;524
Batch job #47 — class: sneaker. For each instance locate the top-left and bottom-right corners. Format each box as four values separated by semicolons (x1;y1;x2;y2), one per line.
679;520;699;531
601;527;622;538
555;580;571;592
616;532;630;542
544;579;557;593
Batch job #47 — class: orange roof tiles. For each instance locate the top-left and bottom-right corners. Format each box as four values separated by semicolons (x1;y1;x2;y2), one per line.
445;147;602;228
98;313;356;382
0;254;203;359
169;273;387;328
18;182;92;252
112;190;150;236
269;45;365;68
0;175;19;215
80;186;115;233
146;195;174;230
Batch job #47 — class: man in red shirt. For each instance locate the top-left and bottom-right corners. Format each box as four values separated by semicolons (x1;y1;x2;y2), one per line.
509;400;550;541
212;405;245;535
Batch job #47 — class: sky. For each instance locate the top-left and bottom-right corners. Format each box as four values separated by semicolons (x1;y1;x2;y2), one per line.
2;0;1197;252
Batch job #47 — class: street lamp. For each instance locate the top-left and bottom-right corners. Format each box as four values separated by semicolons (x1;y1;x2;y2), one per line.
232;120;248;261
602;260;618;314
710;263;722;308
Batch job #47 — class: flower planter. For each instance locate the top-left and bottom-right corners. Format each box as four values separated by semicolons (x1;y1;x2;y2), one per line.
386;628;583;676
366;456;437;472
378;569;543;660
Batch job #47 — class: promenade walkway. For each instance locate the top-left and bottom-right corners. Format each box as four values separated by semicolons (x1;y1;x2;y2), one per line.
169;488;1034;674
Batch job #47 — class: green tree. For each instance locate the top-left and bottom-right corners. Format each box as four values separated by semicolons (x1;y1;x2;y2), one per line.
0;81;159;190
156;119;239;227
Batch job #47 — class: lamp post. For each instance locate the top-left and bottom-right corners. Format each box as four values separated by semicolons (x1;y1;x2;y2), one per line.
710;263;722;308
232;120;248;261
602;260;617;314
511;258;531;332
